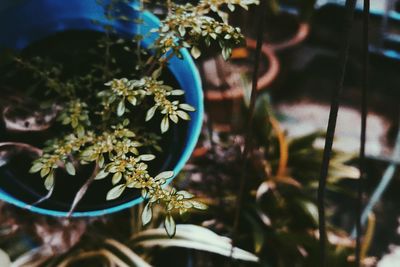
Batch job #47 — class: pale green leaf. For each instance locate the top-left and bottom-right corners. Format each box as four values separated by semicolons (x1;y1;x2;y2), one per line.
44;172;54;190
177;190;194;199
65;162;76;176
191;46;201;59
145;106;157;121
152;67;162;79
106;184;126;200
161;116;169;133
179;103;195;111
29;163;43;173
127;180;142;188
40;167;50;178
117;100;125;116
98;155;105;168
132;224;258;262
190;200;207;210
142;202;152;226
176;110;190;120
169;114;178;123
170;90;185;96
139;154;156;161
95;169;109;180
112;172;123;185
154;171;174;181
141;188;148;198
127;96;137;106
222;47;231;60
164;214;176;238
0;248;11;267
104;239;152;267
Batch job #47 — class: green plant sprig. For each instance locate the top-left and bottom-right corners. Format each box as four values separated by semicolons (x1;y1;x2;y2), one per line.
101;72;195;133
26;0;258;237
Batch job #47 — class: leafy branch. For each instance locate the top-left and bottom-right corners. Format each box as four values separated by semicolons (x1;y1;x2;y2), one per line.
25;0;258;237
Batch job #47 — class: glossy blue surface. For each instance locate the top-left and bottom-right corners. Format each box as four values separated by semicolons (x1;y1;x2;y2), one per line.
0;0;203;217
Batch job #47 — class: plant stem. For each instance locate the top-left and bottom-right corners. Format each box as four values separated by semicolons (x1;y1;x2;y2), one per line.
67;163;100;217
146;48;180;76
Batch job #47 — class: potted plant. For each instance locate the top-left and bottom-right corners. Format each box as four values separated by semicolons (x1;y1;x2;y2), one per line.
0;0;258;236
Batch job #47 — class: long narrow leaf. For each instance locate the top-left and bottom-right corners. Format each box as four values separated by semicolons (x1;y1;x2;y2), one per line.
131;224;258;262
105;239;152;267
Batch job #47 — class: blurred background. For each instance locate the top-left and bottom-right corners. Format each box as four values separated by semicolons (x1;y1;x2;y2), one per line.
1;0;400;266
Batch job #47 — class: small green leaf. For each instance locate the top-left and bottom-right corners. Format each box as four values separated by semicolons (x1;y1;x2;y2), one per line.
164;214;176;238
179;103;195;111
141;188;148;198
170;90;185;96
191;46;201;59
154;171;174;181
152;67;162;79
142;202;153;226
112;172;123;185
146;106;157;121
161;116;170;133
44;172;54;190
176;110;190;120
65;162;76;176
127;180;142;188
117;100;125;116
222;47;231;60
122;119;130;126
40;167;50;178
98;155;105;168
139;154;156;161
190;200;208;210
95;169;109;180
177;190;194;199
127;96;137;106
29;163;43;173
170;114;178;123
106;184;126;200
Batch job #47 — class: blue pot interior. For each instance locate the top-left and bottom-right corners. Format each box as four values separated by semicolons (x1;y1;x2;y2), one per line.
0;0;203;216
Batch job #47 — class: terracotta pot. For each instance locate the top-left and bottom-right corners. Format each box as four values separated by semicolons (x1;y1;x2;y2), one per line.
201;38;280;130
270;22;310;51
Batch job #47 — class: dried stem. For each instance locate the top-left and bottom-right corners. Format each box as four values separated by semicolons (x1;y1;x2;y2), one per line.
67;163;100;217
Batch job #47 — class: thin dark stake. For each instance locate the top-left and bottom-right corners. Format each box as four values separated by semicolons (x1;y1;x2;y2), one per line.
230;0;267;263
317;0;357;266
356;0;370;266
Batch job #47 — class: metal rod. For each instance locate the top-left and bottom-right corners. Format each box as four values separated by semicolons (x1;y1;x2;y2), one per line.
355;0;370;265
317;0;357;266
351;118;400;238
230;0;267;262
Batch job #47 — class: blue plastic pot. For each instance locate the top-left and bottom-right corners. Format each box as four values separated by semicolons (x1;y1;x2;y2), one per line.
0;0;203;217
